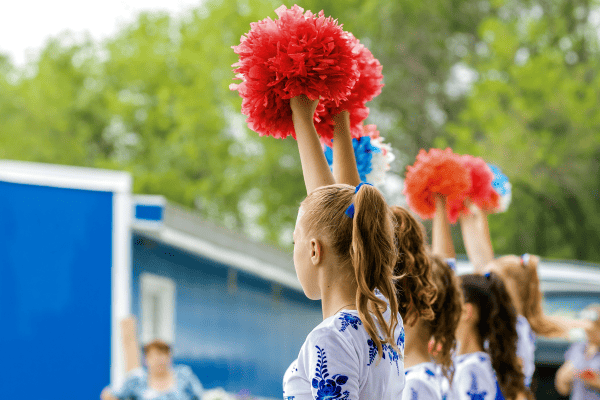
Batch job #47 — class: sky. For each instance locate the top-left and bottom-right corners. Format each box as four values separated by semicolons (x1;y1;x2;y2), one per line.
0;0;203;66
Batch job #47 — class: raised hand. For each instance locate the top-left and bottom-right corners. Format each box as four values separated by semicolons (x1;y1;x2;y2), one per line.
332;110;360;186
290;95;335;194
290;95;319;124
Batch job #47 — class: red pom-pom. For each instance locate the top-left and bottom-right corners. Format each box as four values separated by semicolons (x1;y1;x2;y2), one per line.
231;5;360;139
316;34;384;143
447;155;500;223
403;148;471;220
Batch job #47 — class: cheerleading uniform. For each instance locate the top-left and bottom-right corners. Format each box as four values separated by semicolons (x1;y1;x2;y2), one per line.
283;293;405;400
402;361;443;400
110;365;204;400
452;352;504;400
515;315;536;387
564;341;600;400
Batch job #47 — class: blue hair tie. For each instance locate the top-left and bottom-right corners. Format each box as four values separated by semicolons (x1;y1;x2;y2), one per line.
484;272;492;280
344;183;373;218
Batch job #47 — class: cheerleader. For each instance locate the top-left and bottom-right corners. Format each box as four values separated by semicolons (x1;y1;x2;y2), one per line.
401;252;463;400
282;95;404;399
555;304;600;399
486;253;570;387
454;273;532;400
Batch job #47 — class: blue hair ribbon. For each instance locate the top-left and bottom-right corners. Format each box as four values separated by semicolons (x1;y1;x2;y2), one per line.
344;183;373;218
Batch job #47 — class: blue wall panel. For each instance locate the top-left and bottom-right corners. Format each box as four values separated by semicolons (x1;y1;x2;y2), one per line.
0;181;113;398
132;234;322;399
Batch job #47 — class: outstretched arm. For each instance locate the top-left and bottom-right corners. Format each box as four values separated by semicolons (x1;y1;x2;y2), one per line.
555;360;575;396
290;95;335;194
432;195;455;259
121;316;141;372
332;110;361;186
459;203;494;274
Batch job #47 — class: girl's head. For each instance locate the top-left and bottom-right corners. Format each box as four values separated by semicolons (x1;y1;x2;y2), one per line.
390;206;436;326
582;304;600;346
427;255;463;381
459;273;529;400
293;183;399;356
488;254;563;337
143;340;172;374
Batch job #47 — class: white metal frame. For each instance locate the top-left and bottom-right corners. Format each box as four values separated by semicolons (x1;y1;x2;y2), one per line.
0;160;132;388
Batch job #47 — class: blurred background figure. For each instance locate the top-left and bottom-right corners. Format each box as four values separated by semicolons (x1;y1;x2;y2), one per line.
101;317;204;400
555;305;600;399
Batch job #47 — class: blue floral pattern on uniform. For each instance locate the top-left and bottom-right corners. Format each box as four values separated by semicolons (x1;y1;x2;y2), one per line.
411;388;419;400
338;313;362;332
425;368;436;378
366;339;400;374
311;346;350;400
397;327;405;352
467;372;488;400
494;380;505;400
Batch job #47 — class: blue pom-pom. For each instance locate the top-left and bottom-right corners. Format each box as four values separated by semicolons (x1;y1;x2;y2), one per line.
488;164;512;212
324;136;381;183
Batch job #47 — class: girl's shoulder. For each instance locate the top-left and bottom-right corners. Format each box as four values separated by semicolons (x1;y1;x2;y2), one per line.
455;352;491;368
304;310;366;353
403;362;442;400
453;353;498;400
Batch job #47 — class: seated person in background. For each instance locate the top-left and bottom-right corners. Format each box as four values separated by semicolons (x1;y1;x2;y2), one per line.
101;318;204;400
555;305;600;400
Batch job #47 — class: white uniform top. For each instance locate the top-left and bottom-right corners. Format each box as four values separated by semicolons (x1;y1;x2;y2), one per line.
402;361;443;400
452;352;504;400
515;315;536;387
283;296;405;400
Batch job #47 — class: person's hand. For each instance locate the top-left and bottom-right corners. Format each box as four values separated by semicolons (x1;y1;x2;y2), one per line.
100;387;118;400
290;95;319;122
580;369;600;391
332;110;350;128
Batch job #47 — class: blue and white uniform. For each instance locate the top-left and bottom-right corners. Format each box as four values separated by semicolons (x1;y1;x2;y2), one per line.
452;352;504;400
564;341;600;400
402;362;443;400
516;315;536;387
111;365;204;400
283;295;405;400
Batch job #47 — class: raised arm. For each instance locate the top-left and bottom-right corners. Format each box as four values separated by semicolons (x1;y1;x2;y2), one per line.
555;360;575;396
432;195;455;259
459;202;494;274
121;316;141;372
290;95;336;194
331;110;361;186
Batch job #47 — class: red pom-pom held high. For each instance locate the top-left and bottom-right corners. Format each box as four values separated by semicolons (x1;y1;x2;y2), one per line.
447;155;500;223
403;148;471;220
316;34;384;144
231;5;360;139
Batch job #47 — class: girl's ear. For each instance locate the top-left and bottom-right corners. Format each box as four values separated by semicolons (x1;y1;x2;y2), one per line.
310;238;323;265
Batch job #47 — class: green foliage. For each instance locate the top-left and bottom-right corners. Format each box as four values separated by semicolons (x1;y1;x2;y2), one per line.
0;0;598;260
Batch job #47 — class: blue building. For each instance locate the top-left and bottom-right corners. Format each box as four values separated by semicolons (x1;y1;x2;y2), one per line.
0;160;322;399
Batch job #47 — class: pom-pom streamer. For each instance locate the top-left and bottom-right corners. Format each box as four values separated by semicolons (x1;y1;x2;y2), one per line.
231;5;360;139
323;124;394;185
487;164;512;213
403;148;471;220
447;155;499;223
316;35;384;143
